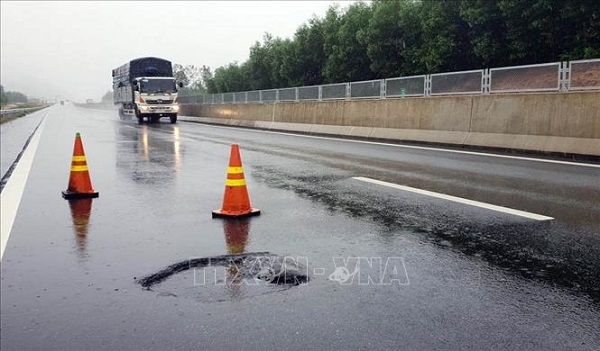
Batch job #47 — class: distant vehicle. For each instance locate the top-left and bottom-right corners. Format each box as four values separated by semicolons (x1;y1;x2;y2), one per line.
85;99;93;104
112;57;183;124
60;101;64;106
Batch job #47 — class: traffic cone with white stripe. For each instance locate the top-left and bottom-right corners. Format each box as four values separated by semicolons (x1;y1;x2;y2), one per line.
62;133;99;199
212;144;260;218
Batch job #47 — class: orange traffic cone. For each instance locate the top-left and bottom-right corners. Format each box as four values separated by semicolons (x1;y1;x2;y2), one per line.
212;144;260;218
62;133;99;199
224;218;250;254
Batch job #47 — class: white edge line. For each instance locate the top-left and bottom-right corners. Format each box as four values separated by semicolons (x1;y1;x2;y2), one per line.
188;120;600;169
352;176;554;221
1;116;47;260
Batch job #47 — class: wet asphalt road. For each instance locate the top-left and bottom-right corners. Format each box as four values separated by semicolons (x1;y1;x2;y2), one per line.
1;104;599;350
0;108;47;182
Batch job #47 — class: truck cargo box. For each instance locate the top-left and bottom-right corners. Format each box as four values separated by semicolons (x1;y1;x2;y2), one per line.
112;57;173;87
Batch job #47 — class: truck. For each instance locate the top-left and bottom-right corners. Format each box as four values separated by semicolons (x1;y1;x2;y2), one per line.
112;57;182;124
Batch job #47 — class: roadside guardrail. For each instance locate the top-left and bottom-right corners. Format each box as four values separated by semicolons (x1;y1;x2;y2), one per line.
0;106;50;119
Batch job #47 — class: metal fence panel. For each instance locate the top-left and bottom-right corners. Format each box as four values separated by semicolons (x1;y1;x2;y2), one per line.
321;83;347;100
188;94;202;104
569;59;600;90
261;89;277;102
234;92;246;103
247;91;260;102
223;93;234;103
278;88;296;101
351;80;382;99
182;59;599;104
431;70;483;95
490;63;560;93
386;75;426;97
298;86;319;100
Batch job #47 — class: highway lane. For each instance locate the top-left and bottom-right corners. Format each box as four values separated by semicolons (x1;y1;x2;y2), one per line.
1;104;599;350
0;107;48;183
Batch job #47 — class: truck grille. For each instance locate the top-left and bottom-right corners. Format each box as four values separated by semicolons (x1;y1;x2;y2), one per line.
147;99;173;105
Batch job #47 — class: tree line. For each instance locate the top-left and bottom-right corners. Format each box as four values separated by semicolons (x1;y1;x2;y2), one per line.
176;0;599;95
0;84;28;107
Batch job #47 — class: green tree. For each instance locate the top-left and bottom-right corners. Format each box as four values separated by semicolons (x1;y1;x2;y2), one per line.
292;17;327;86
173;64;190;87
322;3;375;83
174;64;205;90
247;33;277;90
196;0;600;94
546;0;600;60
213;62;251;92
0;85;7;107
459;0;510;67
418;0;477;72
5;91;28;103
361;0;423;78
201;65;218;94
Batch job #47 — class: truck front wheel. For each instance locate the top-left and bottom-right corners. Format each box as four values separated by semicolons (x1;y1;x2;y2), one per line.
170;114;177;124
136;110;143;124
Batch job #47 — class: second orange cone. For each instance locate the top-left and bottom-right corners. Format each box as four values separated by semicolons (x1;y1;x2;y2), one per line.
62;133;99;199
212;144;260;218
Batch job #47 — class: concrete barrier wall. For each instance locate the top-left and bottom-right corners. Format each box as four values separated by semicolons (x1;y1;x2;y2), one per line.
180;91;600;156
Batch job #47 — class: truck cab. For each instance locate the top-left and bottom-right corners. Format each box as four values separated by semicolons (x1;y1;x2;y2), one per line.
131;77;181;124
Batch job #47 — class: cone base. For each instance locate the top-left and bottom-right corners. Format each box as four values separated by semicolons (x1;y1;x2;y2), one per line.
62;190;99;199
212;208;261;218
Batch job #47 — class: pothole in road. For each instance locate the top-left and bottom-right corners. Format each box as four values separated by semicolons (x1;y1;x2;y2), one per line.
135;252;309;302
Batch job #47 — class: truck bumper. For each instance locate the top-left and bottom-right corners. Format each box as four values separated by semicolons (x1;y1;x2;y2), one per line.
137;105;179;116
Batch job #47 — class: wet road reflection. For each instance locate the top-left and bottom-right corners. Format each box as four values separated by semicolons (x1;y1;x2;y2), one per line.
251;164;600;301
223;218;251;299
135;217;308;301
67;198;93;261
115;124;184;185
224;218;251;255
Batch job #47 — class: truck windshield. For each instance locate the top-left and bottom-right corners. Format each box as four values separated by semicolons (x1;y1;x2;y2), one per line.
140;79;176;93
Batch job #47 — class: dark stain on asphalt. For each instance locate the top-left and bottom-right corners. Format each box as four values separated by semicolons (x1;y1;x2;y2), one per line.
252;165;600;303
136;252;310;290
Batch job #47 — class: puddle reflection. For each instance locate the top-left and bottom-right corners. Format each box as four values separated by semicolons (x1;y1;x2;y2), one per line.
223;218;252;299
116;124;183;185
67;198;94;261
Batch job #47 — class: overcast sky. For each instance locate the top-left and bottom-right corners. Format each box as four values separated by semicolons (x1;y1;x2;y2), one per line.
1;1;343;102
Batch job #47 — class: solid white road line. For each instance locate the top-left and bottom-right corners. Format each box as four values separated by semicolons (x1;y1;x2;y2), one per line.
1;116;47;260
352;176;554;221
191;121;600;169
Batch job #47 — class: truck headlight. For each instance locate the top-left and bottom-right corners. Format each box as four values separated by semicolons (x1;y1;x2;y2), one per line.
172;105;180;111
140;105;148;111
